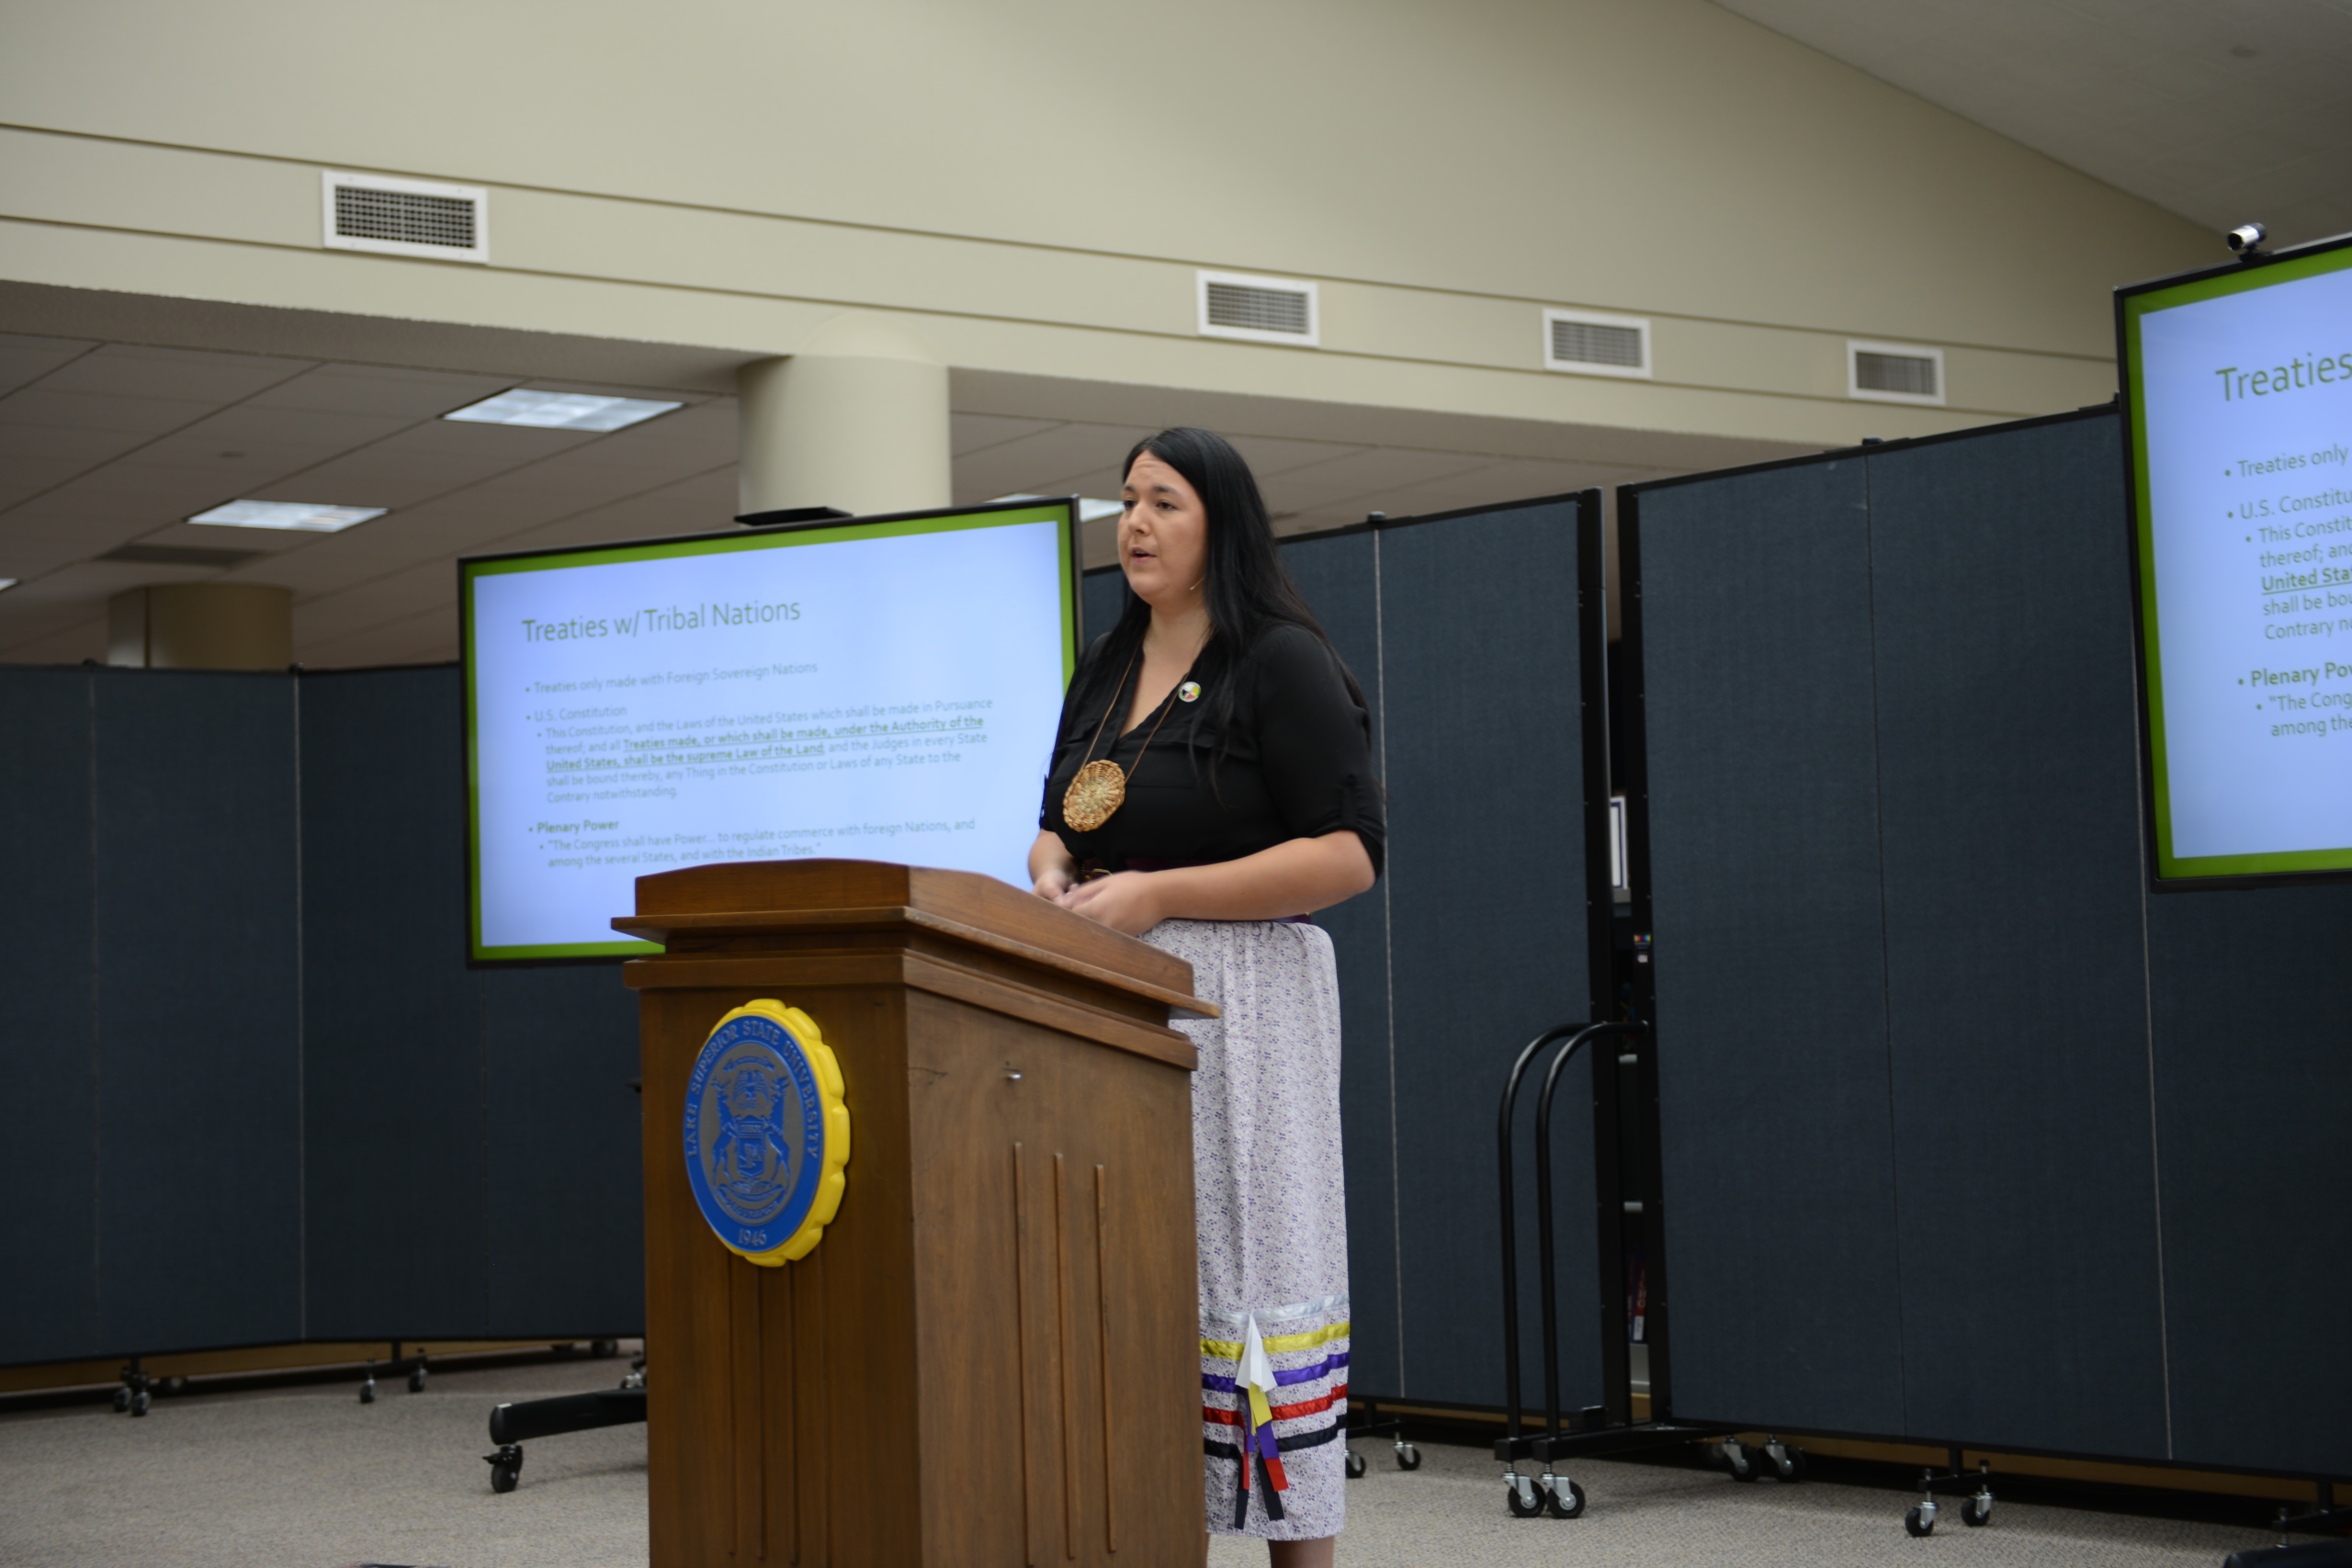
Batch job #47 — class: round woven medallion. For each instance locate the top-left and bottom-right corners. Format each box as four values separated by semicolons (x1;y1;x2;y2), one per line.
1063;759;1127;831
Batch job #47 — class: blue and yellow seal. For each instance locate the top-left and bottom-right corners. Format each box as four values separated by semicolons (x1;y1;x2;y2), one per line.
683;1000;850;1266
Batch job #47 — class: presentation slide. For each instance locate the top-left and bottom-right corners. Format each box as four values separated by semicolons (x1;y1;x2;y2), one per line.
461;502;1076;958
2125;242;2352;879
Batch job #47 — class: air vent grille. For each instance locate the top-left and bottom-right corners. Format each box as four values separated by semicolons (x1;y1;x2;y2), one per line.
334;185;476;252
1855;351;1937;398
1542;309;1650;378
1197;271;1319;345
1205;282;1310;336
1847;341;1944;405
98;544;264;568
322;172;489;263
1551;319;1644;368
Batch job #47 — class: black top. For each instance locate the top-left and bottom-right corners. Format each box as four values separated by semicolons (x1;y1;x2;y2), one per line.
1039;624;1385;877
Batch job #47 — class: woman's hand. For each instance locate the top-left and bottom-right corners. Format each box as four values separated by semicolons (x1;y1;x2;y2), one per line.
1054;871;1165;936
1027;830;1076;901
1048;830;1375;937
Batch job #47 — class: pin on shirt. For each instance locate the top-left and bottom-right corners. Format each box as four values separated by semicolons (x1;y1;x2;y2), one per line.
1179;681;1202;703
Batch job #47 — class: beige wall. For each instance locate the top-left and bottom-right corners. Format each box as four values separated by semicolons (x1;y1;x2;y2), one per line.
0;0;2214;444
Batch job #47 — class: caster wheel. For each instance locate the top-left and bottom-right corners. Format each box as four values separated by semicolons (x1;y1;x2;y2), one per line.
1962;1495;1992;1527
1545;1478;1587;1518
1396;1443;1422;1472
591;1339;619;1359
130;1391;150;1417
1344;1449;1367;1480
162;1377;187;1394
113;1388;131;1413
1724;1440;1759;1482
1905;1505;1935;1537
1506;1478;1545;1517
485;1444;524;1494
358;1382;376;1404
1770;1446;1807;1482
408;1369;426;1393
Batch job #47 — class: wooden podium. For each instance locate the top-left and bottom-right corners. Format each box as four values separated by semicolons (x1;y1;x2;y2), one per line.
616;859;1211;1568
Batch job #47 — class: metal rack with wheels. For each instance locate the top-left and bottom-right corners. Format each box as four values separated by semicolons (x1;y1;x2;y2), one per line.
1490;1019;1747;1520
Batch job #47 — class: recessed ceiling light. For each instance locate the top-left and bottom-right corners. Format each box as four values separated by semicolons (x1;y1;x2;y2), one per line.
0;578;17;592
444;389;683;432
187;501;388;533
989;494;1125;522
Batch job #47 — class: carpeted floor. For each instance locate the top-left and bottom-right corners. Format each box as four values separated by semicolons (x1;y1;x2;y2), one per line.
1210;1438;2277;1567
0;1353;650;1568
0;1352;2288;1567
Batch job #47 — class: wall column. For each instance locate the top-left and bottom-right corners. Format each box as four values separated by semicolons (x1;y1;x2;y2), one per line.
107;582;293;669
737;313;952;520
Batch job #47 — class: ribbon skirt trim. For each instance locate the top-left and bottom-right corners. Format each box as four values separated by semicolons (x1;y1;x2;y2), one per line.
1202;1350;1349;1393
1202;1384;1347;1425
1204;1421;1342;1531
1200;1293;1350;1328
1201;1319;1351;1359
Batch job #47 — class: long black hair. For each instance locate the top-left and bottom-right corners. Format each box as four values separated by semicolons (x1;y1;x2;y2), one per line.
1077;426;1369;744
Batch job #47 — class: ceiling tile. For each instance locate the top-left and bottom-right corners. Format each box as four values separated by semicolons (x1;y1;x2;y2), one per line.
37;465;268;526
1222;434;1374;476
298;603;462;669
121;519;322;556
0;423;161;487
167;401;420;452
371;415;604;460
0;339;98;398
498;417;736;486
107;435;373;496
218;549;387;599
0;331;98;354
0;387;220;435
950;412;1063;457
265;439;558;511
1259;477;1388;519
506;378;712;404
247;364;517;418
35;343;315;403
0;536;87;576
950;423;1158;502
290;559;458;637
584;401;737;467
471;469;739;557
1276;447;1495;492
0;558;192;606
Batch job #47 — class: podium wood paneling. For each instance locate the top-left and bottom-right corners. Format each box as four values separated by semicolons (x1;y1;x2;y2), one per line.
620;860;1206;1568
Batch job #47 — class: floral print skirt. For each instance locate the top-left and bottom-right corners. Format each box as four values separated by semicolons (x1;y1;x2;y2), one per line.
1145;918;1350;1542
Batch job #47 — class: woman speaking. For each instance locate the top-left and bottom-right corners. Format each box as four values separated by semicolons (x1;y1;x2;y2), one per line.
1030;427;1383;1565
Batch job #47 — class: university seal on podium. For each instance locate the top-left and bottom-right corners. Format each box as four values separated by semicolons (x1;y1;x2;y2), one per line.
683;1000;850;1266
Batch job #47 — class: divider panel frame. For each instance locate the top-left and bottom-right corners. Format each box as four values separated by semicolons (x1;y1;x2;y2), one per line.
1623;460;1908;1437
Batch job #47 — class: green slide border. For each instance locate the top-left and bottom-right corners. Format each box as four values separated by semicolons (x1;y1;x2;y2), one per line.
459;501;1081;961
2120;239;2352;884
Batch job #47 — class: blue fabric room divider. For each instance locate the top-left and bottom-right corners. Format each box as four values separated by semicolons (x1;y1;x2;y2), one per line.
0;664;643;1364
1626;406;2352;1478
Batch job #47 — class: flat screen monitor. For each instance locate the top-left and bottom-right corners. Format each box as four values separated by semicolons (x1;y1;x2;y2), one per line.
459;499;1080;959
2119;232;2352;885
